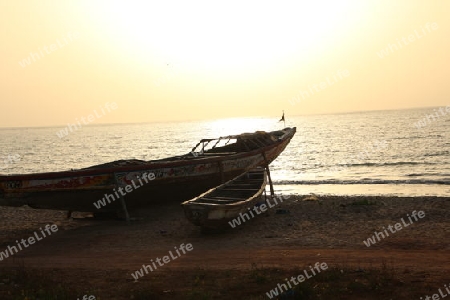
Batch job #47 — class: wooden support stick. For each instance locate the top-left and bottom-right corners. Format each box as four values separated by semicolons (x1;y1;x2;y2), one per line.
262;152;275;198
114;173;131;223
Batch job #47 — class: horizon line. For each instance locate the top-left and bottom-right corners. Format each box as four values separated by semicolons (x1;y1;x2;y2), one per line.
0;105;445;129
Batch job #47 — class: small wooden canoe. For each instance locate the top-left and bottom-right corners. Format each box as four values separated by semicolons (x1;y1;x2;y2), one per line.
181;167;267;229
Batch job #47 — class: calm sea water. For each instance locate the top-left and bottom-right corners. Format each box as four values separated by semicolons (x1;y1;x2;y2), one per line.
0;107;449;197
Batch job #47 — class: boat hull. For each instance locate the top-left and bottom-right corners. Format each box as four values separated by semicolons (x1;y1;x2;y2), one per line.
182;168;268;229
0;127;295;212
182;194;266;229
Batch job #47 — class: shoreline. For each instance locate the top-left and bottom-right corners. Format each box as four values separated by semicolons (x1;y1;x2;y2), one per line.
273;184;450;197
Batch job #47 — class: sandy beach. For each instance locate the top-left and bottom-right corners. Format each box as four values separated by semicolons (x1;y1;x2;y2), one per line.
0;195;448;299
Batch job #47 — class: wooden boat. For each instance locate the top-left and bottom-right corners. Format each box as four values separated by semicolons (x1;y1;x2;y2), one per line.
0;127;295;213
181;167;267;229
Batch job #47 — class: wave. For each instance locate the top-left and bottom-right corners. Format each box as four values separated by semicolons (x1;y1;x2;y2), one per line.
392;136;423;140
407;173;450;177
332;161;431;167
274;179;450;185
424;151;449;157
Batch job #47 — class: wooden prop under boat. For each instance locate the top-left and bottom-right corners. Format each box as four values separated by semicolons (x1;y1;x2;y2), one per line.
181;168;267;229
0;127;295;213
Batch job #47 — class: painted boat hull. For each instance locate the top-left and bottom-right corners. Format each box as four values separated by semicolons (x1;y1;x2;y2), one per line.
0;127;295;212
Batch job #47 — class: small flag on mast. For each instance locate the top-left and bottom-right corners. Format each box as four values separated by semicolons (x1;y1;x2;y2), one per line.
279;110;285;126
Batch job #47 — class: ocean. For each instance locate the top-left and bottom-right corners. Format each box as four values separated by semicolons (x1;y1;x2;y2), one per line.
0;107;449;197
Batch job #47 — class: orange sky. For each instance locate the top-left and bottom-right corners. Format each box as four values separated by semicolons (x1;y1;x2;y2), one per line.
1;0;449;128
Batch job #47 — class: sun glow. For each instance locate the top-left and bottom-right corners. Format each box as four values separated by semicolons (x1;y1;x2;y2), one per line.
206;118;275;138
84;1;357;73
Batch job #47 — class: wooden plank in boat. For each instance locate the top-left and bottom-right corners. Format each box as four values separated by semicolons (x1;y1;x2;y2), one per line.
220;188;260;191
202;196;246;201
242;180;263;183
197;198;237;203
224;184;259;187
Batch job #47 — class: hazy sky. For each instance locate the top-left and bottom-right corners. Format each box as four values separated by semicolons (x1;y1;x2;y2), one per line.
1;0;449;127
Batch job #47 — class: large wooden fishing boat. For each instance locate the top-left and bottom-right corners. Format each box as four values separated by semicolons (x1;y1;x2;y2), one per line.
182;167;267;229
0;127;295;213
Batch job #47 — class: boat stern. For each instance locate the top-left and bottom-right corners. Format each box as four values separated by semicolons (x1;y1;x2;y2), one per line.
182;203;211;227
